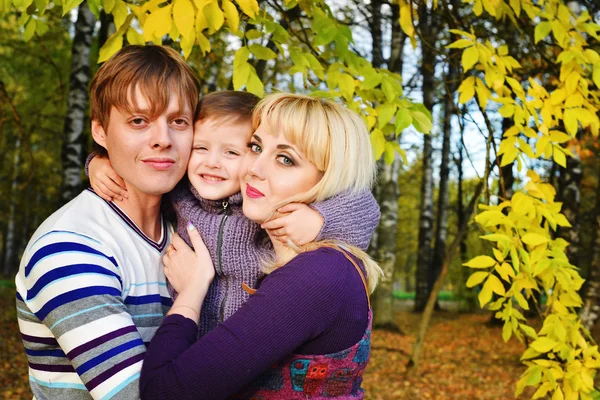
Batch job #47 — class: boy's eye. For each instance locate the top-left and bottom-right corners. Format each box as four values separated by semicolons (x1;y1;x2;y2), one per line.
226;150;240;156
276;155;295;166
193;146;208;151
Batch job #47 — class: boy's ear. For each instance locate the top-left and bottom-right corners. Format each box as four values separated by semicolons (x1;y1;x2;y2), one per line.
91;120;107;149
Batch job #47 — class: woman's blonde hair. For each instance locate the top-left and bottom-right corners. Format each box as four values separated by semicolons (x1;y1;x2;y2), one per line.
253;93;383;293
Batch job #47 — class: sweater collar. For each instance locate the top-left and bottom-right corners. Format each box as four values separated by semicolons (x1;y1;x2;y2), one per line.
189;182;244;215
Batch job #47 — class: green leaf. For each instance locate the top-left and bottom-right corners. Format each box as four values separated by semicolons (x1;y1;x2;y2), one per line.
381;77;396;102
23;18;36;42
384;142;396;164
530;337;557;353
412;111;432;134
233;61;251;90
466;271;488;287
103;0;115;13
248;44;277;60
464;255;496;269
362;70;382;90
377;103;397;128
338;73;355;101
534;21;552;44
370;129;386;160
521;233;548;247
62;0;83;15
395;108;412;135
245;29;262;39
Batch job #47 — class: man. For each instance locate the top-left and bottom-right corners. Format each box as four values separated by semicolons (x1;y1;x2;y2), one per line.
15;45;199;399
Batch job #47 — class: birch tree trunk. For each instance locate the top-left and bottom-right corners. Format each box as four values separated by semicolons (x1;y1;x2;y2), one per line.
2;135;21;276
372;158;401;331
414;4;437;312
61;1;95;204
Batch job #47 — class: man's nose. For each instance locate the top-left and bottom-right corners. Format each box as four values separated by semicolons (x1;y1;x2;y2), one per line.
151;120;172;149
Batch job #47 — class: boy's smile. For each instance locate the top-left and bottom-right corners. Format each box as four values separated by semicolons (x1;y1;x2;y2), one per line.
187;117;253;201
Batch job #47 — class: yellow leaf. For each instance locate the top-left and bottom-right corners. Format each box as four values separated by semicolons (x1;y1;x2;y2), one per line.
377;103;397;128
458;76;475;104
173;0;195;38
233;62;250;90
521;233;548;247
222;0;239;33
478;282;493;308
180;29;195;59
553;146;567;167
550;131;572;143
552;387;564;400
550;88;566;105
466;271;488;287
487;274;506;296
493;248;504;262
103;0;115;13
446;39;472;49
371;129;386;160
552;20;568;46
555;213;572;227
501;145;518;166
461;45;479;71
235;0;258;18
99;32;124;63
565;71;580;95
126;27;145;45
246;66;264;97
196;31;210;54
204;1;224;32
143;4;173;42
534;21;552;44
563;109;578;136
464;255;496;269
531;337;557;353
593;63;600;88
399;1;415;40
502;321;512;342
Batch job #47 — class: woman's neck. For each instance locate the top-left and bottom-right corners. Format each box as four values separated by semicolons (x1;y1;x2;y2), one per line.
269;235;298;265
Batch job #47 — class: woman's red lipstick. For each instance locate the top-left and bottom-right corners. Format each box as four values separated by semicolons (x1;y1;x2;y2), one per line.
246;184;264;199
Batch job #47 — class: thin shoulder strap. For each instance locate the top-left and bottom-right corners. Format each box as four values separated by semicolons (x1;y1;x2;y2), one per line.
320;244;371;310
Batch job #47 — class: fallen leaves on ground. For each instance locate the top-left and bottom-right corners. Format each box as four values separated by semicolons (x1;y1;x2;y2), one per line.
1;289;533;399
363;310;535;399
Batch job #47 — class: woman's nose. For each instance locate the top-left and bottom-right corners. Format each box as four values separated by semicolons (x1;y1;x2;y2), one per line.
248;155;265;179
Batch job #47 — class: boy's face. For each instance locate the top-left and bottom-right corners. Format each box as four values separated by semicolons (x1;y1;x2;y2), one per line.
92;86;194;198
187;117;253;201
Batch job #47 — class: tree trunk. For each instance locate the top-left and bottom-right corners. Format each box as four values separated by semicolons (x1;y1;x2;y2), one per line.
61;1;95;204
580;164;600;330
2;134;21;277
369;0;383;68
414;4;437;312
429;60;458;306
388;4;405;74
372;158;402;331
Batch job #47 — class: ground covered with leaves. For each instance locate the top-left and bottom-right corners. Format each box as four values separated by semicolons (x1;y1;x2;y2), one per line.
1;288;532;399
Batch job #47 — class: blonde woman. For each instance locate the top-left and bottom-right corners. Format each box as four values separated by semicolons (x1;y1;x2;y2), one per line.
140;93;383;400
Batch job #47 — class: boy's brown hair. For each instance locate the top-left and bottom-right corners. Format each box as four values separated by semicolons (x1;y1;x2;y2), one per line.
197;90;260;124
90;45;200;133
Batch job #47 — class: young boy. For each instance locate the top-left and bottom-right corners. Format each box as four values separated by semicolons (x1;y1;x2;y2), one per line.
88;91;380;336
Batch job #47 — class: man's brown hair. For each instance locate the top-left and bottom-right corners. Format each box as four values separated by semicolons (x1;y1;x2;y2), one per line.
90;45;200;130
197;90;260;124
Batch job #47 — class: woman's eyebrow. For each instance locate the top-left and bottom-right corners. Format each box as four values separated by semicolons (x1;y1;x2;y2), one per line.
252;134;263;142
277;144;303;160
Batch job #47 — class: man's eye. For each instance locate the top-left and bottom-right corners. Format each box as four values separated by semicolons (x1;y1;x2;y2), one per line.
131;118;146;125
173;118;188;126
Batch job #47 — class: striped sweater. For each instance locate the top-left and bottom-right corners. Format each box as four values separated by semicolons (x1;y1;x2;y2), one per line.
15;188;172;400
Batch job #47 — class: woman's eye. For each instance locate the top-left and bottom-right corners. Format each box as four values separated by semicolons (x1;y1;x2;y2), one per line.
276;155;295;166
248;142;262;153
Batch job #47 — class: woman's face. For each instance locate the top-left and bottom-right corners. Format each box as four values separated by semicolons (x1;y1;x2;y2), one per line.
240;123;322;223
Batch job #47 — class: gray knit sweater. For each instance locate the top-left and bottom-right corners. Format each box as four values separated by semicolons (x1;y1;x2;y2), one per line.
168;182;380;337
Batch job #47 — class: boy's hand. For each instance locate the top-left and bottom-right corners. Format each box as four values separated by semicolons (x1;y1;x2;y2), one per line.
262;203;324;246
89;155;128;202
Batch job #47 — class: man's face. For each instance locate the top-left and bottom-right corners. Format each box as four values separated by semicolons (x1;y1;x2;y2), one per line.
92;87;194;198
187;117;252;200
